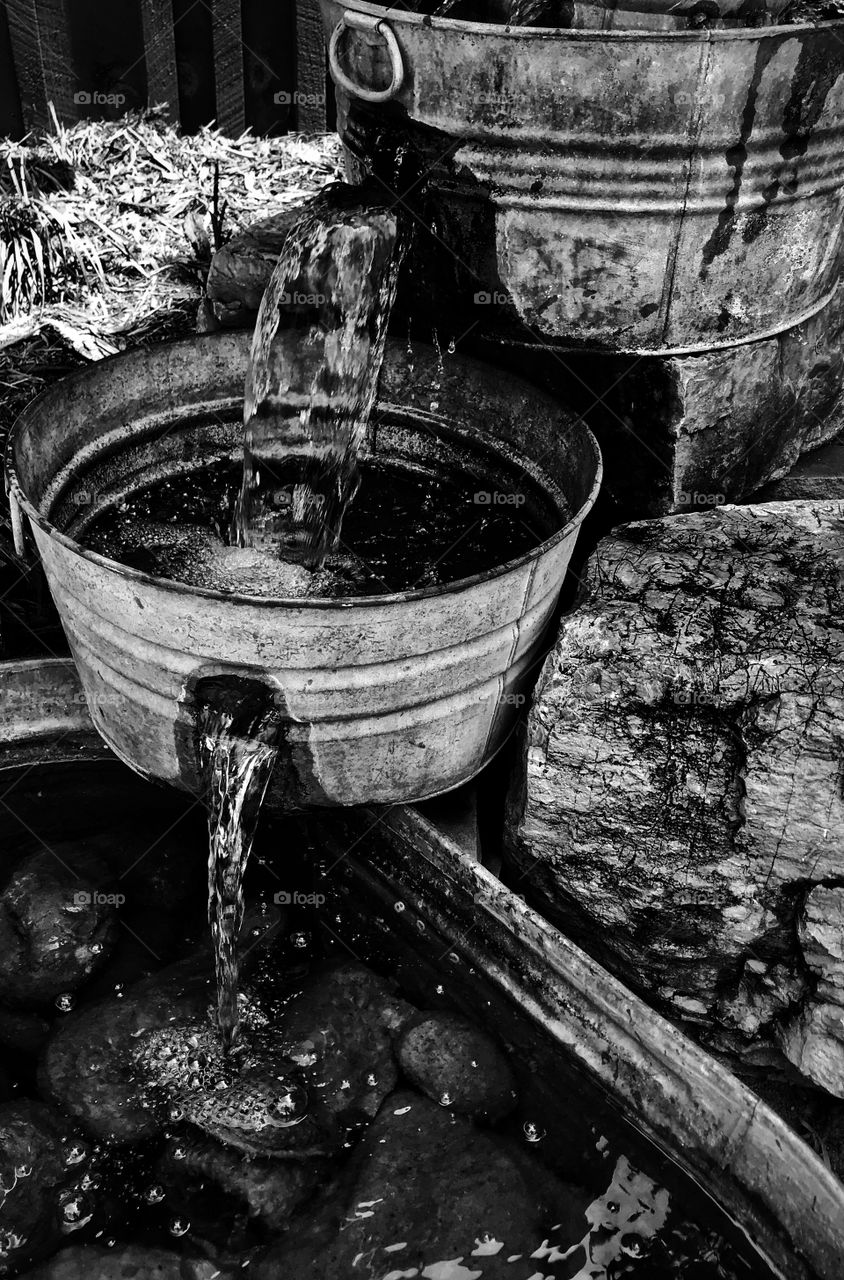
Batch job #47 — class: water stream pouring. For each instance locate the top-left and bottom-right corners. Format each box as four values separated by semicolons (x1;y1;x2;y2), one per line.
234;183;407;568
194;675;283;1049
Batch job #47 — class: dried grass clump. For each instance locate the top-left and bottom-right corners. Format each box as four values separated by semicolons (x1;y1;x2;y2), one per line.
0;106;342;358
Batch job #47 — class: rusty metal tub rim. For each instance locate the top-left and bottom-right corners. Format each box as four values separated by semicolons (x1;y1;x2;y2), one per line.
327;0;844;39
4;345;602;613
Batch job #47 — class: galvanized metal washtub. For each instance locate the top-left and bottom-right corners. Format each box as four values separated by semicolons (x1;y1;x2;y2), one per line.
2;654;844;1279
5;330;601;811
470;0;791;31
321;2;844;354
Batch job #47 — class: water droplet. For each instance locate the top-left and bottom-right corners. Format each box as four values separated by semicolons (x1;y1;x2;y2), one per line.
90;942;104;955
169;1217;190;1238
143;1184;165;1205
168;1105;184;1122
447;338;456;354
172;1145;187;1161
394;901;406;913
290;931;310;950
439;1092;452;1108
55;993;75;1013
523;1121;546;1144
366;1073;378;1087
64;1144;87;1167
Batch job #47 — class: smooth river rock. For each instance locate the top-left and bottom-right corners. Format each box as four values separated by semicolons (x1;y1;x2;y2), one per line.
254;1089;583;1280
0;1100;77;1273
0;847;117;1007
507;500;844;1095
396;1011;518;1120
22;1244;190;1279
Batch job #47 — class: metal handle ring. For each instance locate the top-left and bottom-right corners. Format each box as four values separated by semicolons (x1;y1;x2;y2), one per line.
328;11;404;105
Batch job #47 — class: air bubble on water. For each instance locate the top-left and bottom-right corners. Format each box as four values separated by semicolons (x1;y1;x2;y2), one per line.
60;1194;86;1224
169;1217;190;1237
447;337;456;354
523;1121;546;1144
267;1082;309;1126
416;919;426;932
55;993;75;1013
394;901;406;913
143;1184;165;1205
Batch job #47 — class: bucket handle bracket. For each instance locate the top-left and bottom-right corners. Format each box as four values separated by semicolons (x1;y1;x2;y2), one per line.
328;11;404;105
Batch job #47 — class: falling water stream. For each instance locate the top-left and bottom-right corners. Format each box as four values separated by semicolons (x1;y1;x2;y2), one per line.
195;684;281;1051
234;183;408;568
203;185;407;1047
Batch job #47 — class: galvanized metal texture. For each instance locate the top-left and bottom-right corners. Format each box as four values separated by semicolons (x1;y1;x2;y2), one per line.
6;330;601;812
321;2;844;354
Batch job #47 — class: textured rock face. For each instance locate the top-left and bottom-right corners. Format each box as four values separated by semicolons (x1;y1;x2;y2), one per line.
508;500;844;1094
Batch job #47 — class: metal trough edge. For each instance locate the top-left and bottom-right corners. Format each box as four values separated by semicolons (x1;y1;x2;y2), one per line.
333;805;844;1280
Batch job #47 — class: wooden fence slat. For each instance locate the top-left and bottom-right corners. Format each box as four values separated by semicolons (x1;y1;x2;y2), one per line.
211;0;246;137
139;0;179;124
294;0;327;133
5;0;76;132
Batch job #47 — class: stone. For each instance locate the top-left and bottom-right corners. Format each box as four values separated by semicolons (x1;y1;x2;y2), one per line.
22;1244;187;1279
481;283;844;523
779;886;844;1097
275;961;416;1129
157;1134;324;1239
254;1089;582;1280
39;963;213;1144
396;1011;517;1119
754;432;844;503
0;1100;77;1273
206;207;304;326
0;847;118;1007
507;500;844;1091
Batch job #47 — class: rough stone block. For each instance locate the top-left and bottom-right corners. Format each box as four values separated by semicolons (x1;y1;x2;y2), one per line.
506;499;844;1096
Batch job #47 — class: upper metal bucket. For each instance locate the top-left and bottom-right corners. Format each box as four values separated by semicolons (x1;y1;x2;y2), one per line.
321;2;844;355
6;330;601;811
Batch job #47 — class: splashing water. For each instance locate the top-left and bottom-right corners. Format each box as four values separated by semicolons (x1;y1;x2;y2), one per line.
196;682;281;1051
234;183;408;569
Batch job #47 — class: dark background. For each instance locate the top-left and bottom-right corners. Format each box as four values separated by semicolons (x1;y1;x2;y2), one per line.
0;0;330;139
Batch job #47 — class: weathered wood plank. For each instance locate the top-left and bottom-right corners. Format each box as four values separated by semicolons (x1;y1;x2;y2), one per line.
211;0;245;136
294;0;327;133
5;0;76;132
139;0;179;123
